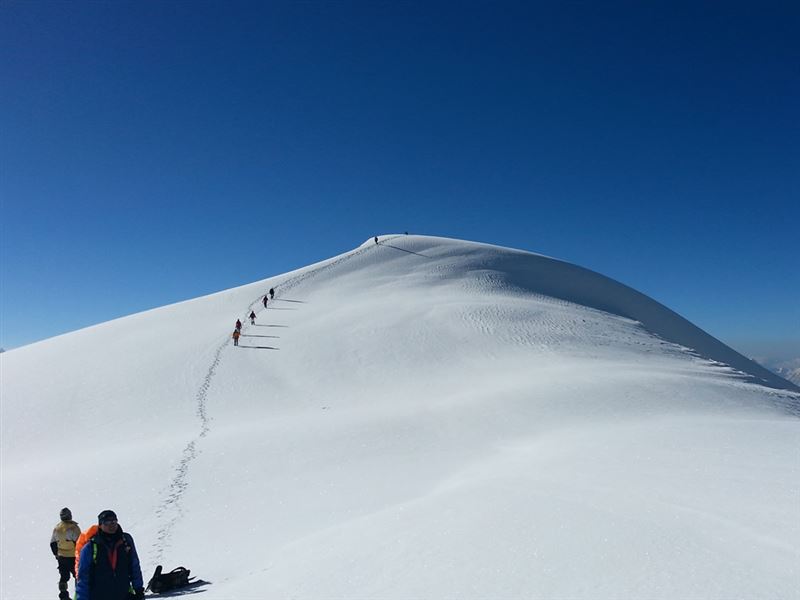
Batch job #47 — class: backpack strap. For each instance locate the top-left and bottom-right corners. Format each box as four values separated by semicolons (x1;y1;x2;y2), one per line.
89;537;98;584
90;533;133;566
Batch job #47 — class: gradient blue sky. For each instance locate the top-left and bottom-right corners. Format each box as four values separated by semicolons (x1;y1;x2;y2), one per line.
2;1;798;359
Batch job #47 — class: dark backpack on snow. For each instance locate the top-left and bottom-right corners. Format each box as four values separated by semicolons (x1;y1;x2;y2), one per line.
147;565;191;594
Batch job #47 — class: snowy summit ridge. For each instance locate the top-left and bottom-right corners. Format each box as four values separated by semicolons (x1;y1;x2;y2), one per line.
2;234;798;600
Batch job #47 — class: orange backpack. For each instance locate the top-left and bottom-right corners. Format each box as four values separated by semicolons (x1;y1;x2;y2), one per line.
74;524;99;574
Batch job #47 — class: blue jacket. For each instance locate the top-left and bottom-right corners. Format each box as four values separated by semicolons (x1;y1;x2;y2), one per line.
76;528;143;600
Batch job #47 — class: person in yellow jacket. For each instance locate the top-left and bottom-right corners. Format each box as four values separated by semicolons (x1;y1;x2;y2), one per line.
50;507;81;600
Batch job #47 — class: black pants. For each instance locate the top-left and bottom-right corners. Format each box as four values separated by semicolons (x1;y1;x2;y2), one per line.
57;556;75;583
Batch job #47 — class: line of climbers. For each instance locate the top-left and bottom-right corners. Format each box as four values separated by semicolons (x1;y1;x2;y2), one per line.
232;287;275;346
232;235;409;345
50;508;143;600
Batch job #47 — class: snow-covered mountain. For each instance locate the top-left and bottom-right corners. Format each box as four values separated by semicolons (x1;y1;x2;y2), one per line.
2;235;798;600
785;366;800;386
756;357;800;387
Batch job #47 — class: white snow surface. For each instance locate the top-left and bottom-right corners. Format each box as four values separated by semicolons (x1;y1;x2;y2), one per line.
2;235;799;600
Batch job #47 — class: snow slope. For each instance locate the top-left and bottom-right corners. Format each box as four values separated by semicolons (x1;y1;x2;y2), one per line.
2;235;799;600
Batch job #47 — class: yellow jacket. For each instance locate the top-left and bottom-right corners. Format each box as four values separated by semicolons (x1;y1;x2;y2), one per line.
51;520;81;558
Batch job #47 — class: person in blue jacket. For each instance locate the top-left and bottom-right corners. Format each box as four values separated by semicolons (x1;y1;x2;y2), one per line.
76;510;144;600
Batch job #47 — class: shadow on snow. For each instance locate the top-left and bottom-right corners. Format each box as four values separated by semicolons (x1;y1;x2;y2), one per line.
147;579;212;597
379;242;431;258
237;345;279;350
240;334;280;339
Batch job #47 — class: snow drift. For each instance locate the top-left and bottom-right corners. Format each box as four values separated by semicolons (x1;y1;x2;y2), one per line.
2;234;798;600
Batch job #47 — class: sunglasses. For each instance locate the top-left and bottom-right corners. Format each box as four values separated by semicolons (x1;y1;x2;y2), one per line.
101;519;118;525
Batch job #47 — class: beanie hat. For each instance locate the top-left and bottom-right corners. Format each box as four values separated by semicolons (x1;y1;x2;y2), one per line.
60;507;72;521
98;510;118;524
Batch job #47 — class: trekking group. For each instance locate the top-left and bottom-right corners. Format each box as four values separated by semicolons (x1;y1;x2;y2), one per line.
50;508;143;600
50;508;192;599
232;287;275;346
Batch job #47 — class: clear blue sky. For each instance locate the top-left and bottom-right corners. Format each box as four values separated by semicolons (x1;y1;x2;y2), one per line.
2;1;798;359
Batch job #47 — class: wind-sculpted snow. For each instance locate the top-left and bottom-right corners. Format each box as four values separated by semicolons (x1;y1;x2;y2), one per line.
1;235;798;600
369;236;797;392
482;247;797;392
